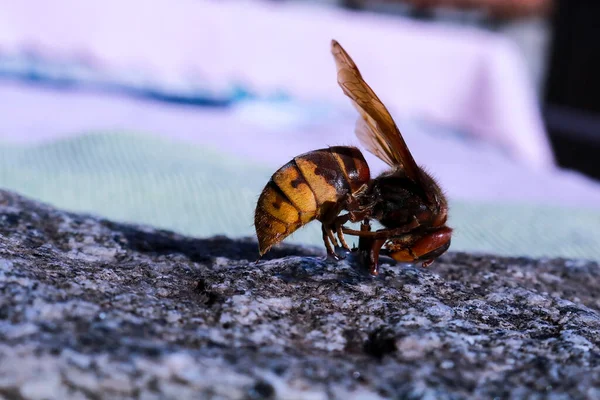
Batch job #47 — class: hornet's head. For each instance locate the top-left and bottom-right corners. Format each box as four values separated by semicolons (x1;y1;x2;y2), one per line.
385;226;452;267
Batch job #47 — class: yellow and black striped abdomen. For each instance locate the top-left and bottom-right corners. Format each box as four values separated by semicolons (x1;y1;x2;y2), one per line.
255;146;370;255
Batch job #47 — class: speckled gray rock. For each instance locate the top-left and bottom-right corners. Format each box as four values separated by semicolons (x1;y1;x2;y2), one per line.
1;189;600;400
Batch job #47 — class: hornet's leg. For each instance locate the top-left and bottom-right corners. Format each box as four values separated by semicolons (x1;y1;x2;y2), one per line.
320;187;379;261
368;239;387;276
332;208;372;252
321;224;341;260
356;219;386;276
325;224;340;248
330;193;377;252
336;222;351;252
341;217;420;240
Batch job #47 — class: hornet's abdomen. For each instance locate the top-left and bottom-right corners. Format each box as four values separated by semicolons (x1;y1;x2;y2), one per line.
255;146;370;255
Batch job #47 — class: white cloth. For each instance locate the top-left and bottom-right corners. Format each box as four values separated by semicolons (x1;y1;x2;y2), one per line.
0;0;554;169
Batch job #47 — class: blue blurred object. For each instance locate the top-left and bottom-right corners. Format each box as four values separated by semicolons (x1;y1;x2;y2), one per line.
0;52;257;108
0;51;345;132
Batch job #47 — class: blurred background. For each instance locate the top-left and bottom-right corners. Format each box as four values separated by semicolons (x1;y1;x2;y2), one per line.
0;0;599;260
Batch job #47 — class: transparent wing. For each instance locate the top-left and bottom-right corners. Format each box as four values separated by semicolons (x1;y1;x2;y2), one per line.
331;39;420;181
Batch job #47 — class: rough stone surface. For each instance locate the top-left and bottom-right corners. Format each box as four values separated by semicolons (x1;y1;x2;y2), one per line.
1;189;600;400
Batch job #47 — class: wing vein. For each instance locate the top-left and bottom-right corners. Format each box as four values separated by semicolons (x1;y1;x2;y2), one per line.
331;39;420;182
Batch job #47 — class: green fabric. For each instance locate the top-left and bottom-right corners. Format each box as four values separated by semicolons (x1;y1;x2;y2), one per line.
1;132;599;260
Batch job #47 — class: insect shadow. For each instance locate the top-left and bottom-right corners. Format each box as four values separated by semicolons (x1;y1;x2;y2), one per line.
102;218;396;279
102;220;322;264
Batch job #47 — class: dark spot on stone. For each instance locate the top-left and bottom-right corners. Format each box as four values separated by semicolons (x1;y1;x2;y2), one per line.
195;279;207;293
147;377;160;392
0;388;25;400
377;388;392;399
343;329;365;354
363;327;397;360
248;380;275;400
531;329;561;340
531;356;551;373
352;370;368;384
134;344;162;358
222;322;232;329
41;322;60;333
4;213;20;225
204;292;220;307
195;279;219;306
272;362;288;376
